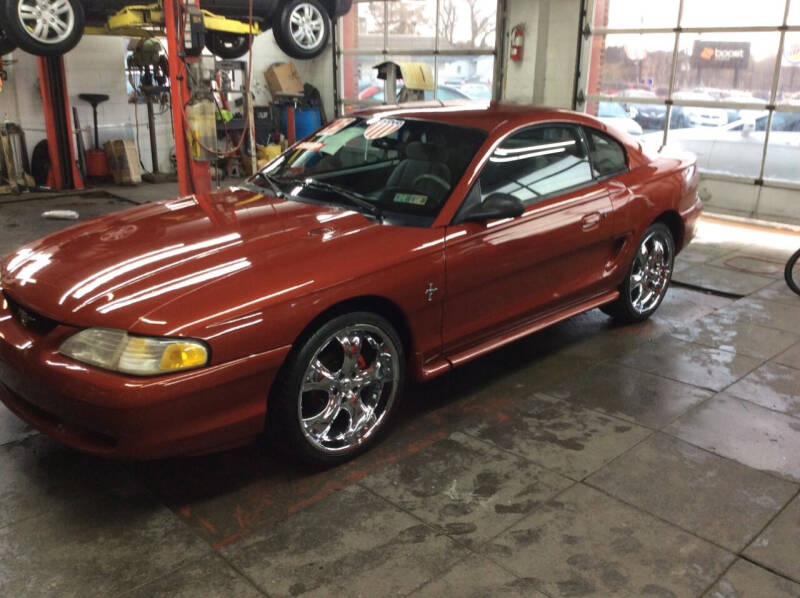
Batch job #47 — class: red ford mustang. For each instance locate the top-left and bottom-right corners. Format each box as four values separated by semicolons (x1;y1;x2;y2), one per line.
0;102;701;463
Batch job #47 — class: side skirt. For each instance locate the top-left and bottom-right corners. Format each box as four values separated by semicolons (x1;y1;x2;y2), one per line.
417;289;620;381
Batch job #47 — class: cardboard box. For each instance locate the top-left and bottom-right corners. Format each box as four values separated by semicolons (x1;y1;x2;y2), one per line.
104;139;141;185
264;62;304;98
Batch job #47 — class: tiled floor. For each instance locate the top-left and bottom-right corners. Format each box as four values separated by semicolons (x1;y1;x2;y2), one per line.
1;201;800;597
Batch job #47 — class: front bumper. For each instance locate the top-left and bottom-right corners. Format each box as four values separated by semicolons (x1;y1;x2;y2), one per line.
0;300;290;459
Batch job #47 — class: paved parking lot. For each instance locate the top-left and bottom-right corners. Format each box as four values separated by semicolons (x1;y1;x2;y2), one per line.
1;198;799;597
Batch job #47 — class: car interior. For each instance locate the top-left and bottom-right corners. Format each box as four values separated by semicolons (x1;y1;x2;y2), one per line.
280;119;487;218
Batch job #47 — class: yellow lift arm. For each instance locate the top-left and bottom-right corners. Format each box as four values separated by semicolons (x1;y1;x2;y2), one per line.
84;3;261;38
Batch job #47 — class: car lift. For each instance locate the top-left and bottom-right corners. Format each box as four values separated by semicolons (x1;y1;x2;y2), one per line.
37;1;259;196
164;0;210;196
36;55;84;191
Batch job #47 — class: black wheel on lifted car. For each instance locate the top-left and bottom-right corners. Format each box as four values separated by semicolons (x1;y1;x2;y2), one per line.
0;26;17;55
204;31;252;60
601;222;675;324
272;0;331;60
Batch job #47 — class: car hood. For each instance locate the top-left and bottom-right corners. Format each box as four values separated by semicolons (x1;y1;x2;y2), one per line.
0;186;395;332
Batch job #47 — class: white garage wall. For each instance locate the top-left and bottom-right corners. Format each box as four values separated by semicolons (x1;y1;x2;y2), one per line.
0;31;334;176
502;0;581;108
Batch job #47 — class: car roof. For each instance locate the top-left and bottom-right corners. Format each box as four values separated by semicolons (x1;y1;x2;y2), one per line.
349;101;605;135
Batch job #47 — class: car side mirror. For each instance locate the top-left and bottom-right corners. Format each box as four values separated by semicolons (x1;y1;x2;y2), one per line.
742;120;755;137
461;193;525;223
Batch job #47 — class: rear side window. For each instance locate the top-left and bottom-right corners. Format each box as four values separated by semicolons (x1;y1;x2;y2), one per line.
584;129;628;178
479;125;594;206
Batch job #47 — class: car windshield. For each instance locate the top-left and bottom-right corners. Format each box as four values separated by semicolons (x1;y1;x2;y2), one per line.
253;116;487;225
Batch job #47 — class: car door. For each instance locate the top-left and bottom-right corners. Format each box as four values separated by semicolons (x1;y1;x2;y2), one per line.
442;124;617;356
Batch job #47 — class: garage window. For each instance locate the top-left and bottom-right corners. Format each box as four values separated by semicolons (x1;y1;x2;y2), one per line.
335;0;498;113
580;0;800;186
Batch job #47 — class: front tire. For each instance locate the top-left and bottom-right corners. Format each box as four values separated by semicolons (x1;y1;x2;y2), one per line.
2;0;85;57
272;0;331;60
602;223;675;323
269;312;405;465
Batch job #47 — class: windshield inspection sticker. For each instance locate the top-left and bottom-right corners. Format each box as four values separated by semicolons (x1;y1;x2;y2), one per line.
393;193;428;206
318;118;356;137
364;118;404;140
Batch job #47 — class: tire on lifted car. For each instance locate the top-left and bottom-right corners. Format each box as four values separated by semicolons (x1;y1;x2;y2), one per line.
0;26;17;55
2;0;85;57
272;0;331;60
204;30;252;59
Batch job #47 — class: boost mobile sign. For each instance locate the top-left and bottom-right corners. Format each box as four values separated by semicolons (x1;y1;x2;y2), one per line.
692;41;751;69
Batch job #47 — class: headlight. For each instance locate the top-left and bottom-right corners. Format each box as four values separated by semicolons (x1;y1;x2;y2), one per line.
59;328;209;376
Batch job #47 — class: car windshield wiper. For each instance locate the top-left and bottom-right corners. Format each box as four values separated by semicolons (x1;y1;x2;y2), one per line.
251;171;287;200
300;179;382;220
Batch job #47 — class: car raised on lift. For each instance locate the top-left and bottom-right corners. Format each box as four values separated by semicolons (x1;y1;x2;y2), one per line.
0;102;701;464
0;0;351;59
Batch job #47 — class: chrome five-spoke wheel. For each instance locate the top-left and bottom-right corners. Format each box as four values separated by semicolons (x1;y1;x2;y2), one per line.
297;322;401;455
629;229;673;314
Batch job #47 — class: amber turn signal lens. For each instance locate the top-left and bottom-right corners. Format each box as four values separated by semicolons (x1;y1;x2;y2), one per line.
160;343;208;372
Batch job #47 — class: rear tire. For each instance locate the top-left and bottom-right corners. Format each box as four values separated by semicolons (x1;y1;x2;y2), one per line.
601;223;675;323
204;31;251;59
2;0;85;57
272;0;331;60
786;249;800;297
268;312;405;466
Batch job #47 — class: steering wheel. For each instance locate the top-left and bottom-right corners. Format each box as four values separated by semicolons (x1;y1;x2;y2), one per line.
412;173;451;195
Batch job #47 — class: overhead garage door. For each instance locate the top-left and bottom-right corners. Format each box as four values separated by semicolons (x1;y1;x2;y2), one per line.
579;0;800;190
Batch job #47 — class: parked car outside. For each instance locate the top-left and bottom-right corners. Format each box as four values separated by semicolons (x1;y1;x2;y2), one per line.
458;83;492;101
597;101;643;136
616;89;666;131
0;102;701;464
1;0;352;59
671;91;729;128
358;83;471;102
644;111;800;181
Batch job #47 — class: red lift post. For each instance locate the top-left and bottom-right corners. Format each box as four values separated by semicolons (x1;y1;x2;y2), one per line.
163;0;212;196
37;56;84;191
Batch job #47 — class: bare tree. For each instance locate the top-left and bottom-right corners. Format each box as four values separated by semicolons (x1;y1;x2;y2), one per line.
439;0;457;45
369;2;429;35
439;0;495;49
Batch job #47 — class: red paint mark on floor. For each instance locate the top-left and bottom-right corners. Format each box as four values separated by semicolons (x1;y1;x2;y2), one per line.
167;388;510;550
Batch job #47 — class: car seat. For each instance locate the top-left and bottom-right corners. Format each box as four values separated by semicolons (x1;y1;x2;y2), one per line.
386;142;452;201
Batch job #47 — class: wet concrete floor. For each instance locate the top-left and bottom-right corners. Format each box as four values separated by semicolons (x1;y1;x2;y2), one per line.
1;199;799;597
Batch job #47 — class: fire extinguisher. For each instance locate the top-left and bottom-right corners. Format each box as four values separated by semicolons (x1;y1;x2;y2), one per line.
510;25;525;62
